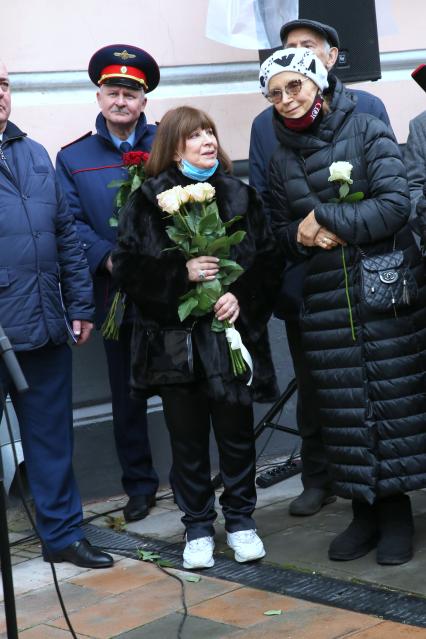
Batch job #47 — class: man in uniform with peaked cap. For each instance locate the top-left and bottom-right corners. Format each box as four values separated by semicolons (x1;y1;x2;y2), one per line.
57;44;160;522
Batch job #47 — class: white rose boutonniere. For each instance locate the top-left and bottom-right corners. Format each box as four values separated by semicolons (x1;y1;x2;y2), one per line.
328;161;364;203
328;161;354;184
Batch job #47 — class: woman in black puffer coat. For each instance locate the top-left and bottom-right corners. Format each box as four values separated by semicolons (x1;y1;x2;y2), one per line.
260;47;426;565
112;106;279;571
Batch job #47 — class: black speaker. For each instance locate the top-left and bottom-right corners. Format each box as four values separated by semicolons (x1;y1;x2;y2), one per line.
298;0;381;83
259;1;381;84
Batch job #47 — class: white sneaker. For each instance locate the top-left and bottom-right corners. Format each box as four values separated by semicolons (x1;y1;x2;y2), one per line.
183;536;215;569
226;529;266;563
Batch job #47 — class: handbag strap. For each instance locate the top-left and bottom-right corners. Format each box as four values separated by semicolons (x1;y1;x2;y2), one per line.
357;234;396;259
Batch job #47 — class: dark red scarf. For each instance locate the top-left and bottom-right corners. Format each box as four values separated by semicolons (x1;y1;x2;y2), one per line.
283;93;324;131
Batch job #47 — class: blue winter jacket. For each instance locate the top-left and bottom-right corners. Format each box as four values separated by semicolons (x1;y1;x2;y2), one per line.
56;113;156;325
0;121;94;350
248;83;392;320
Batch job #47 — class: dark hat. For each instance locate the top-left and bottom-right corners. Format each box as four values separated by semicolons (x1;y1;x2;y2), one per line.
88;44;160;92
280;19;340;50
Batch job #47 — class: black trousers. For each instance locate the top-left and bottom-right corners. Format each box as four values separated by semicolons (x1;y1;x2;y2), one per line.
285;319;331;490
161;383;257;540
103;323;159;498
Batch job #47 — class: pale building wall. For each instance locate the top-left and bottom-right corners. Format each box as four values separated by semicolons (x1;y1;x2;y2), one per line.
3;0;426;161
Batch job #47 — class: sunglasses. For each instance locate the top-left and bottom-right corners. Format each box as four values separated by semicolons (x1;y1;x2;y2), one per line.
266;78;309;103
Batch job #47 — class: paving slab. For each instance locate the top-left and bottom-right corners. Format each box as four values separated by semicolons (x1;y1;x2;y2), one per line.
114;612;238;638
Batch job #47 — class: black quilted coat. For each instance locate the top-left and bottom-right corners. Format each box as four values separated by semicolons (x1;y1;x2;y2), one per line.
112;166;279;405
269;78;426;503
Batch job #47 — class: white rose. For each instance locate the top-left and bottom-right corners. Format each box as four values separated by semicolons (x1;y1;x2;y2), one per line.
328;161;353;184
157;186;189;213
184;182;216;203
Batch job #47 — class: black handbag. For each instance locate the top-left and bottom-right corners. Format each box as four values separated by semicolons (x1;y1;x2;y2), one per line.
143;325;195;385
360;248;418;313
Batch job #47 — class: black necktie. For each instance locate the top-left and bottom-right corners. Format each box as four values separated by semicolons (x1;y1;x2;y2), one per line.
120;141;132;153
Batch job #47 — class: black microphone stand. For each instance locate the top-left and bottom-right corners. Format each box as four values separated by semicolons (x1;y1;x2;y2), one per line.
0;323;29;639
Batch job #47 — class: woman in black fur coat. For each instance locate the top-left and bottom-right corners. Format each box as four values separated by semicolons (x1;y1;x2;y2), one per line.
112;106;279;570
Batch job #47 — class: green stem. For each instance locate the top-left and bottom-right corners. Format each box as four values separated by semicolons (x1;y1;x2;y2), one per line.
341;246;356;342
224;320;247;376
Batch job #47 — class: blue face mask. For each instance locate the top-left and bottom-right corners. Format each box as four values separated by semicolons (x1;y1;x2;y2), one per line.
178;158;219;181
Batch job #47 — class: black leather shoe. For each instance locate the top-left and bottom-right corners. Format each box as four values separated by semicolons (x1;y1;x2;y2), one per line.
123;494;156;522
43;538;114;569
289;488;336;516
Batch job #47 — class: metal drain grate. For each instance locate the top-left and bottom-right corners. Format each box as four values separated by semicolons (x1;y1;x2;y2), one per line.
84;524;426;628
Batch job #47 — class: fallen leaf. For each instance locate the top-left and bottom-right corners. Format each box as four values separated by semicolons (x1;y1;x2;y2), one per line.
182;574;201;583
264;610;282;616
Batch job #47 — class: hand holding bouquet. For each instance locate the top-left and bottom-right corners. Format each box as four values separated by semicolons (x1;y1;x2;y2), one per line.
157;182;252;380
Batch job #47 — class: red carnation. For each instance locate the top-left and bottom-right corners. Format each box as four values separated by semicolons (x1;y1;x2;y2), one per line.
122;151;150;166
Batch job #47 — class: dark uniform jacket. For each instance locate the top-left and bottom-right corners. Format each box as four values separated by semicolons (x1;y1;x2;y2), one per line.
269;79;426;503
0;121;94;350
56;112;156;325
112;166;280;405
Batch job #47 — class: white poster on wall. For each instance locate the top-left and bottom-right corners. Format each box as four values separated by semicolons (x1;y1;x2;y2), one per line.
206;0;298;50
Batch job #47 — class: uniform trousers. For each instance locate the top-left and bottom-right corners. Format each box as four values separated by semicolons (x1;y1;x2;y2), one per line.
103;323;159;498
161;383;257;541
285;319;331;490
0;342;83;551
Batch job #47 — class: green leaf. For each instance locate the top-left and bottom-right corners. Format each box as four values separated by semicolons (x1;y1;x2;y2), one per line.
157;560;175;568
178;296;199;322
218;258;240;268
227;230;246;246
343;191;365;202
199;212;220;235
165;227;187;245
328;197;340;203
109;217;118;227
206;236;230;256
186;211;199;233
211;317;225;332
197;292;214;312
221;268;244;286
107;179;125;188
130;173;142;192
204;201;220;216
136;550;162;562
263;610;282;616
182;574;201;583
191;235;208;251
339;182;350;199
223;215;243;228
200;278;222;300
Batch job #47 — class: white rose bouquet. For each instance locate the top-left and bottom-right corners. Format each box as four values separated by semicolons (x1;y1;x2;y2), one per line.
157;182;251;379
328;161;364;342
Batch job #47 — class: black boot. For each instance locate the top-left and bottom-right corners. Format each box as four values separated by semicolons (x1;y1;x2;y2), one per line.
376;494;414;565
328;500;378;561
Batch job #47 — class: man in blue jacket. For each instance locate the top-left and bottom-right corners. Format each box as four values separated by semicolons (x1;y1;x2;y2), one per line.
249;19;392;517
0;60;112;568
56;45;160;522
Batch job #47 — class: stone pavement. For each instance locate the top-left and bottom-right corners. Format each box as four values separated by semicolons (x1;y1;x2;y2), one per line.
3;472;426;638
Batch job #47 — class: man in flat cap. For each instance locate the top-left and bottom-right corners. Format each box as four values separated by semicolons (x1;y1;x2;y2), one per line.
56;44;160;523
249;19;392;518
